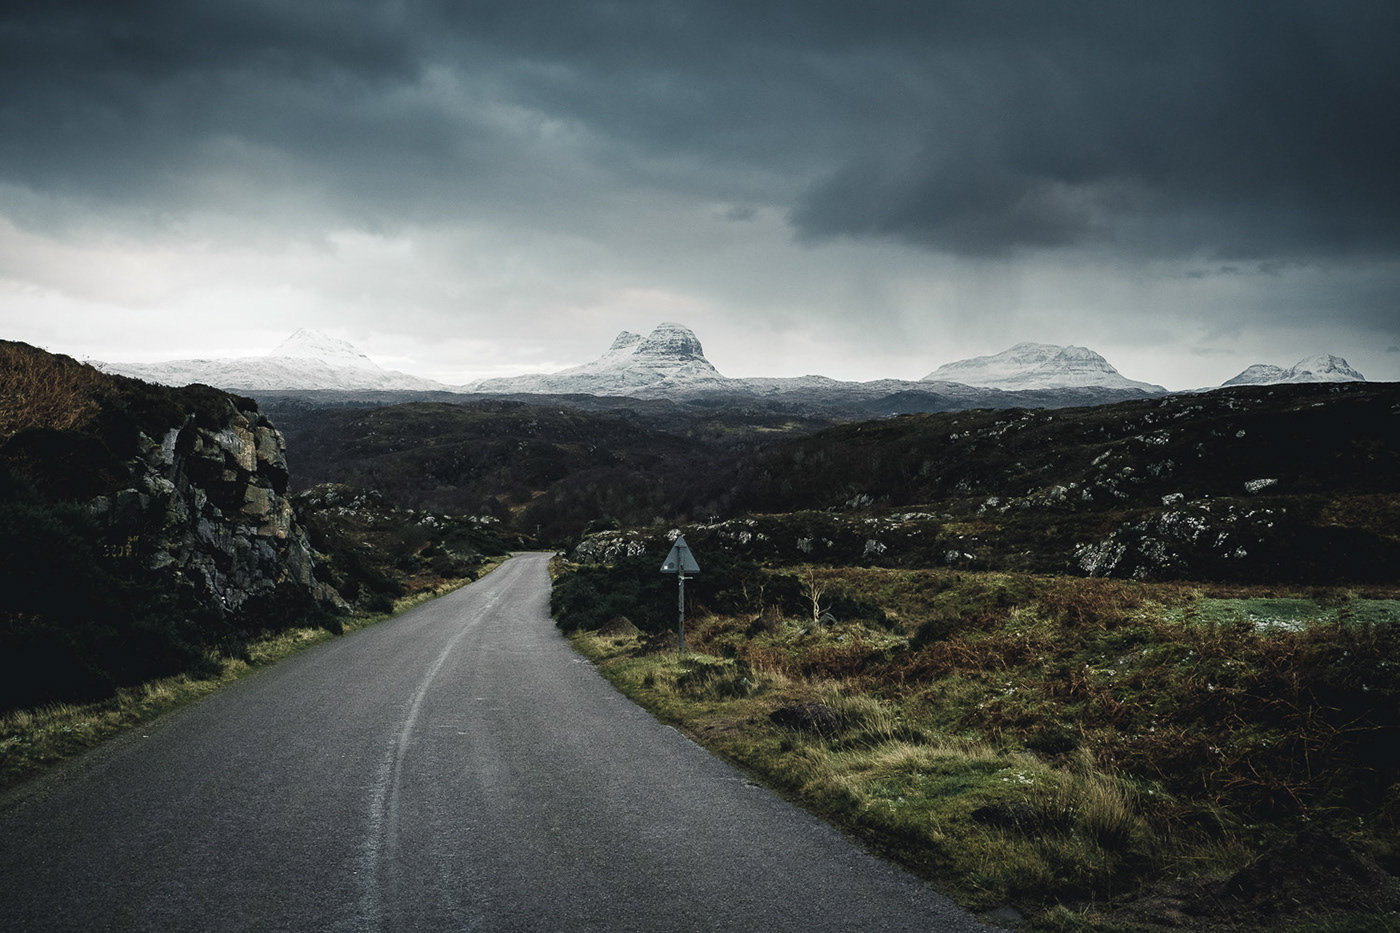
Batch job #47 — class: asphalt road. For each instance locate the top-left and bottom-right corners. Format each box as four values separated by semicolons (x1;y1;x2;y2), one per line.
0;553;998;932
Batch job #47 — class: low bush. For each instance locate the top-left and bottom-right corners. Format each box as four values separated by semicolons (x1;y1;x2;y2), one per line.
551;555;674;633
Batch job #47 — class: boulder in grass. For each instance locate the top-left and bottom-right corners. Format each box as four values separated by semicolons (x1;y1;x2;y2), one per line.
768;702;839;734
597;615;641;638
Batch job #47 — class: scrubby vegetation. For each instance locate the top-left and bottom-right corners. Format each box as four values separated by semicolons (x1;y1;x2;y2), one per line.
266;381;1399;587
295;483;509;614
558;556;1400;930
265;395;828;540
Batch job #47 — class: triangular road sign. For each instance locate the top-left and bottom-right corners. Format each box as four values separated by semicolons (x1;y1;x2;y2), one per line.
660;535;701;574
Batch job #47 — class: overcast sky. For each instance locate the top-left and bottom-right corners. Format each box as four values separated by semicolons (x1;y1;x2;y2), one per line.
2;1;1398;389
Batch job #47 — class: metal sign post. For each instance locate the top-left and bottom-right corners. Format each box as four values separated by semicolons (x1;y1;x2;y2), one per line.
660;535;701;654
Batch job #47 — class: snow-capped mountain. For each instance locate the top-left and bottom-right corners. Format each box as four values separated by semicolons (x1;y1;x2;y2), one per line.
97;329;453;392
98;323;1170;411
467;323;731;396
922;343;1166;393
465;325;1167;412
1221;354;1365;387
269;329;382;372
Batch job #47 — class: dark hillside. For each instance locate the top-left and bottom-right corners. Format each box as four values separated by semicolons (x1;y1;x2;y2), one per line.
269;398;828;542
578;382;1400;583
752;382;1400;509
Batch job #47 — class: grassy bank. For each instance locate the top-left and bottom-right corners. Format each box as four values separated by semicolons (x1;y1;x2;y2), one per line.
564;564;1400;931
0;565;502;793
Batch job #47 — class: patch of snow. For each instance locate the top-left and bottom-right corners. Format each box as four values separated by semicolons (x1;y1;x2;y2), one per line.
97;329;453;392
921;342;1165;392
1222;354;1365;386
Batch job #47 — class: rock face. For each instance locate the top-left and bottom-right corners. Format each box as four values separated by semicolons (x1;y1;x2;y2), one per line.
633;321;709;361
922;342;1166;392
2;341;354;709
87;396;345;619
1222;354;1365;386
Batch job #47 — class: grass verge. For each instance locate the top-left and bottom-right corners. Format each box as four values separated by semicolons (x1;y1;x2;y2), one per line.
0;565;503;793
565;565;1400;932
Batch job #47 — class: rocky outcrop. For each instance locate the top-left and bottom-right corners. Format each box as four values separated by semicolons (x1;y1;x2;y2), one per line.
2;342;356;708
632;321;709;362
87;397;346;619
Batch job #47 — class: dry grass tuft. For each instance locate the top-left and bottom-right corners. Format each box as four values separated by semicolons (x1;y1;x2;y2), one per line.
0;342;108;441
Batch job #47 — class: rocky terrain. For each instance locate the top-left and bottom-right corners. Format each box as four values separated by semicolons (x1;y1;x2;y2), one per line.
0;341;506;712
253;372;1400;588
573;380;1400;584
292;483;509;613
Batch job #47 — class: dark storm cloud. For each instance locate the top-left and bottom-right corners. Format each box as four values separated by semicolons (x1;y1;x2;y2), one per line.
0;0;555;230
784;2;1400;260
2;1;1398;263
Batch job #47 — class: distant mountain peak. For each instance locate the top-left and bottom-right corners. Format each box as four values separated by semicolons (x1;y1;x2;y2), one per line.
1222;354;1365;387
269;329;381;372
97;329;448;392
923;343;1165;393
608;330;643;351
634;322;707;362
1290;354;1364;381
467;322;723;397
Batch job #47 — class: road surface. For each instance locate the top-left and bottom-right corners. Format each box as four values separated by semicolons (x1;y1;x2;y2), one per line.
0;553;997;931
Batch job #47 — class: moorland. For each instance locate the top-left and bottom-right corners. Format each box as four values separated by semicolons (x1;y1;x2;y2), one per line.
3;339;1398;931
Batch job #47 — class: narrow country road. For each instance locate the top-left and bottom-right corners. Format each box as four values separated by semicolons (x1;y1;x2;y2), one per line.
0;553;997;932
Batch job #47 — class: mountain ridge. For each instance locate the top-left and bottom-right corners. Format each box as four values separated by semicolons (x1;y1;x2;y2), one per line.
922;341;1165;392
468;322;729;397
92;325;1369;406
1222;353;1366;386
97;330;451;393
466;325;1172;405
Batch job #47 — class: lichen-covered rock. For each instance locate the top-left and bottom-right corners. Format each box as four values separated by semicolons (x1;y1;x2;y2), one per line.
1074;501;1282;581
90;398;346;620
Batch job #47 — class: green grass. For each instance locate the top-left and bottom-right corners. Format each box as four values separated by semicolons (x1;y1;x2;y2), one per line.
0;568;500;792
575;631;1184;912
564;565;1400;929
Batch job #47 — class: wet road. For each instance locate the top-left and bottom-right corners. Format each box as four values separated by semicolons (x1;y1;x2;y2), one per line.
0;553;996;931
